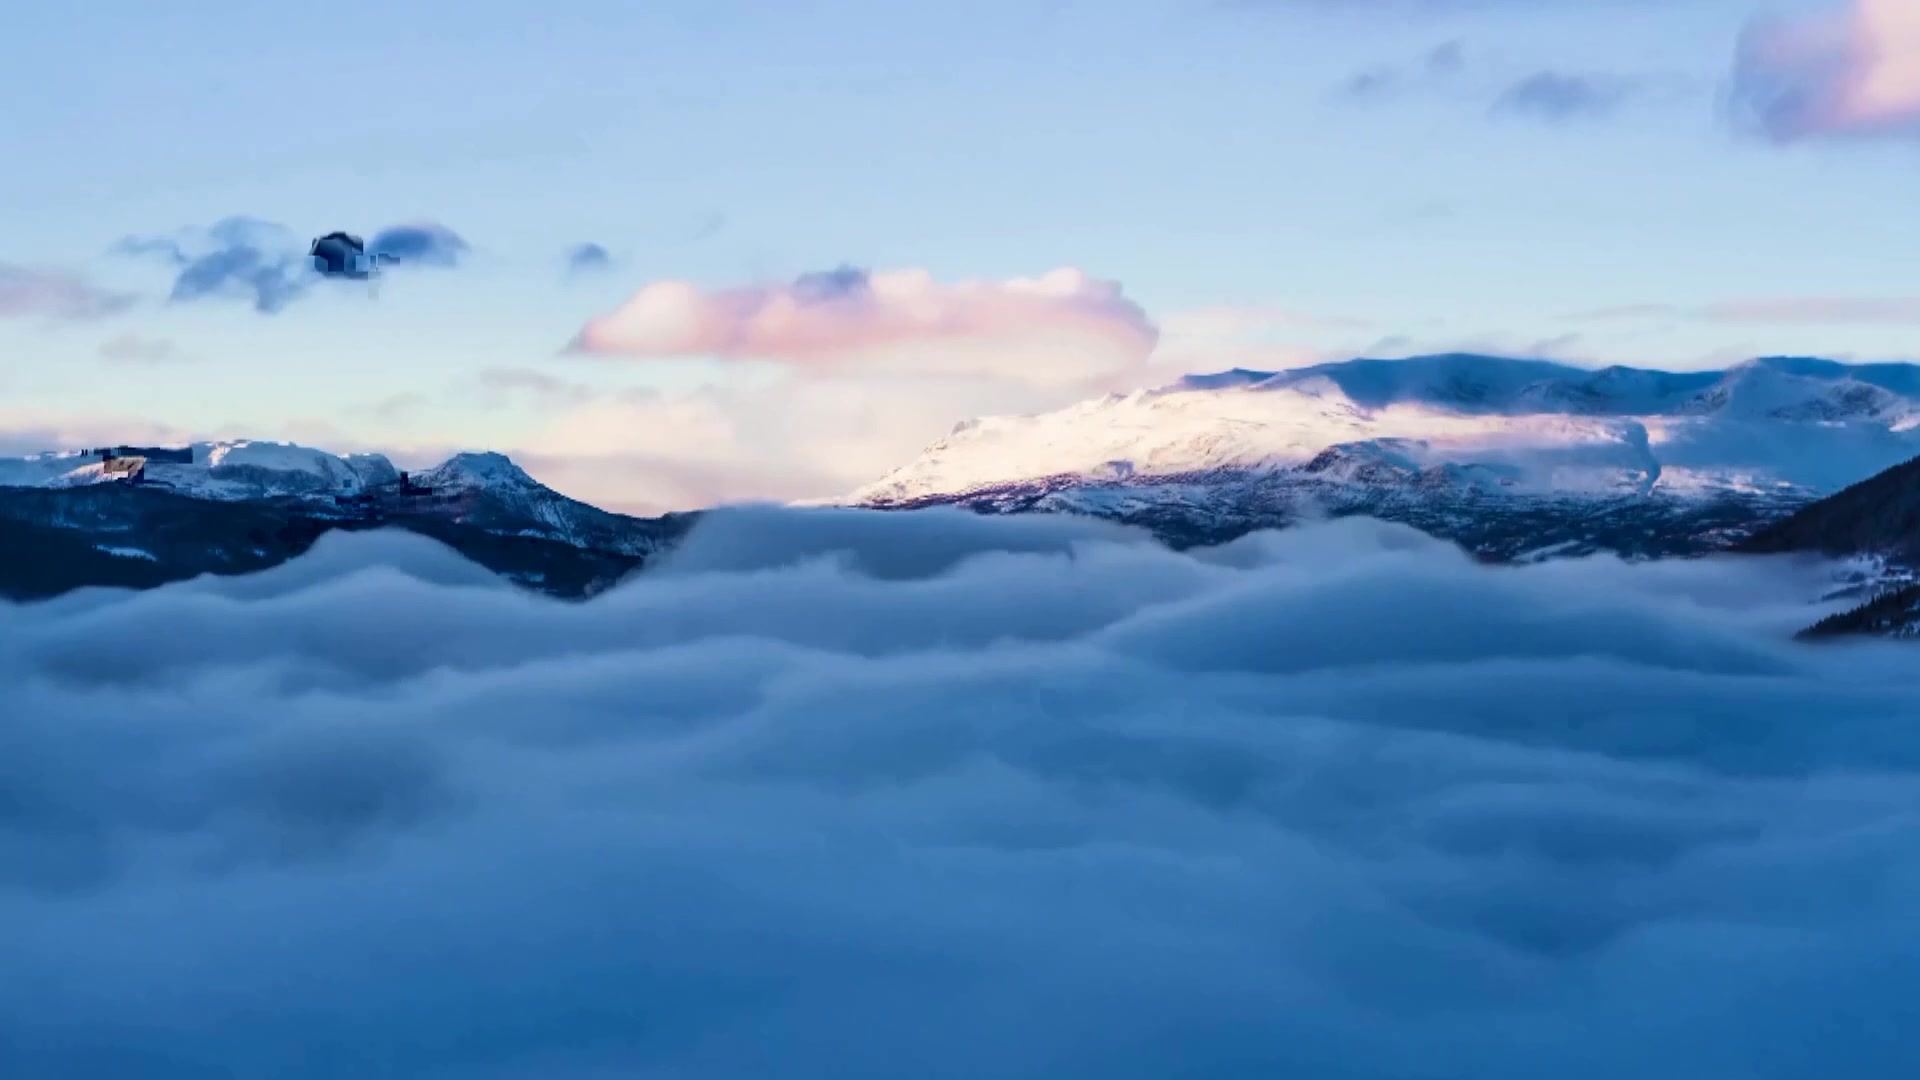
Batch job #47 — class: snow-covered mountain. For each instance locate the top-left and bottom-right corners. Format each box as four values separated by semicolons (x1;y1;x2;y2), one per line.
0;440;401;499
0;440;684;573
408;451;677;556
847;354;1920;560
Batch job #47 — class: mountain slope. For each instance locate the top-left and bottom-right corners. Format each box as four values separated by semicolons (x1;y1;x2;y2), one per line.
0;484;697;601
409;452;675;556
847;354;1920;561
0;440;683;561
1735;453;1920;640
1739;454;1920;565
0;443;697;600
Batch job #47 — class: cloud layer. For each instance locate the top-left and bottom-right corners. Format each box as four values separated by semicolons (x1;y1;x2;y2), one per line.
568;266;1160;387
2;508;1917;1077
1732;0;1920;142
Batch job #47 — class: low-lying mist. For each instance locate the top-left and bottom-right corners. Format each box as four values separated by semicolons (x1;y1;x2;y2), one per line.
3;507;1915;1079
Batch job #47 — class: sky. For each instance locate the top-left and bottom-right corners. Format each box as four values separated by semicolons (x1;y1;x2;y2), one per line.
2;0;1918;513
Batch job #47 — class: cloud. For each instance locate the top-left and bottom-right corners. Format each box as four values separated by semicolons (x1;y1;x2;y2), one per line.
115;216;313;314
0;264;138;321
475;366;596;409
96;334;190;365
115;217;469;313
1493;71;1635;121
1337;41;1658;123
369;223;469;267
544;294;1377;511
568;266;1160;388
1;509;1916;1077
1730;0;1920;142
563;242;612;276
1335;41;1467;102
0;408;194;458
516;374;1062;512
368;392;428;423
1143;306;1369;379
1571;296;1920;326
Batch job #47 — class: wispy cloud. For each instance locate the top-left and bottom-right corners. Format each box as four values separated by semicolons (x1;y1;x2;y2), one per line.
1493;71;1636;121
116;216;471;314
1336;43;1649;123
96;334;190;365
564;242;613;276
1571;296;1920;326
1336;42;1466;102
567;265;1160;388
476;366;596;409
0;264;137;322
1730;0;1920;142
116;217;311;314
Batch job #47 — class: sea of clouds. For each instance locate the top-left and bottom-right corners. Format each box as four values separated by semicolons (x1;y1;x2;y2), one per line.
3;507;1918;1079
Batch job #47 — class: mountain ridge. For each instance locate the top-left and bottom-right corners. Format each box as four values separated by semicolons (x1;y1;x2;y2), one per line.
0;440;694;600
841;353;1920;564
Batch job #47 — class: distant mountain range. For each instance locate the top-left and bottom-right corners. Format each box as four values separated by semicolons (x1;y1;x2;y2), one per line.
4;353;1917;638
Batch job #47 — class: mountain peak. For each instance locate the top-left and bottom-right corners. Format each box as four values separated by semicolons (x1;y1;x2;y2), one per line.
421;451;537;490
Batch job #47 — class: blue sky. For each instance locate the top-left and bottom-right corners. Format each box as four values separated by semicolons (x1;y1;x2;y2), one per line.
2;0;1917;511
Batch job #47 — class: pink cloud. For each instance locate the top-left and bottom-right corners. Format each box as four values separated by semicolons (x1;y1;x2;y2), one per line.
567;266;1159;387
1732;0;1920;141
0;264;137;321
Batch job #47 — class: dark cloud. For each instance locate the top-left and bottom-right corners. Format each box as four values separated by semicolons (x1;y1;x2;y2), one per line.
790;264;872;304
115;217;469;314
1;508;1916;1077
172;247;310;313
369;223;469;267
563;242;612;276
0;264;138;321
116;217;315;314
1493;72;1635;121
